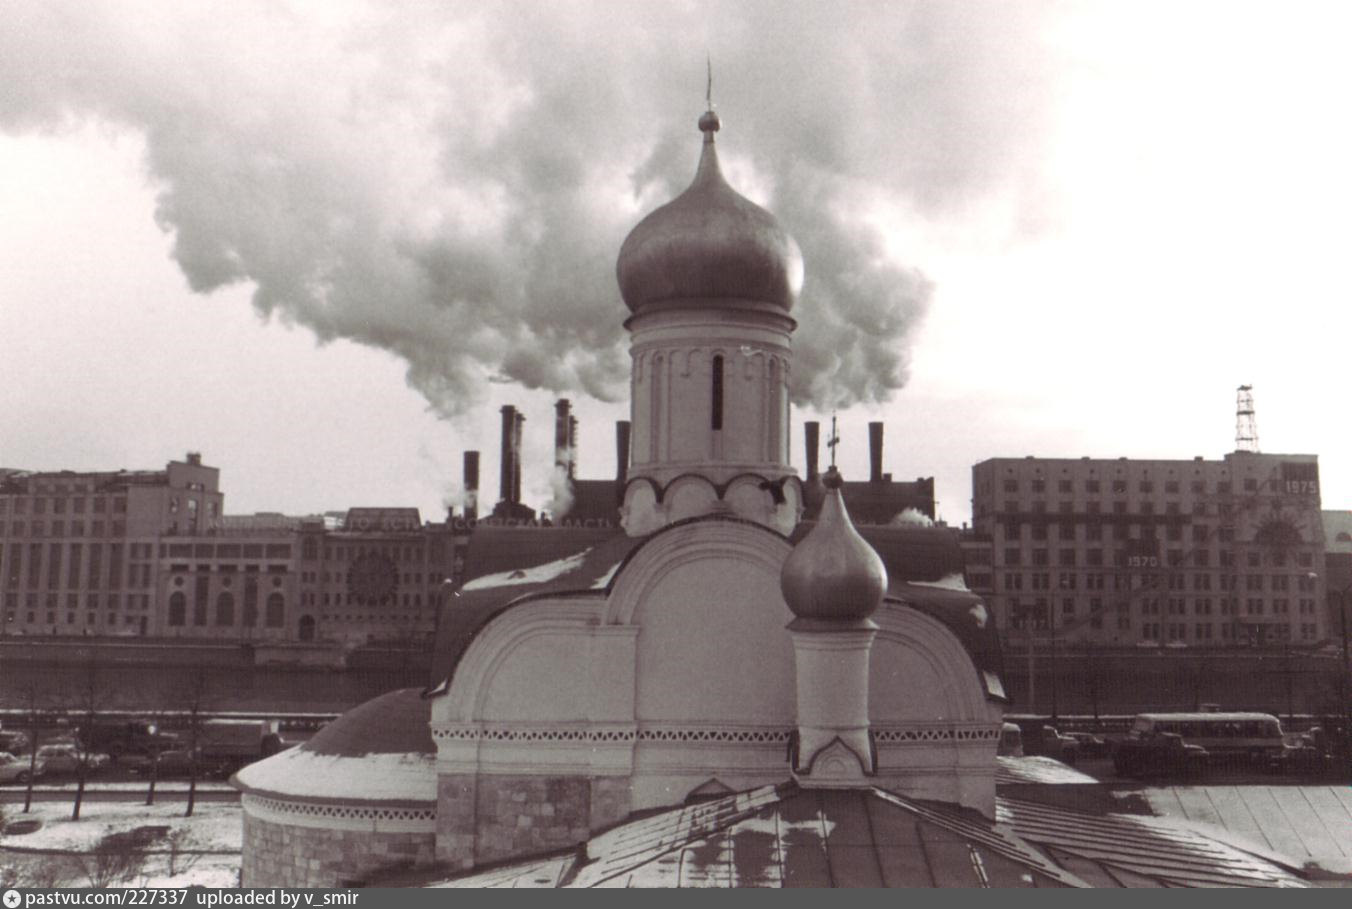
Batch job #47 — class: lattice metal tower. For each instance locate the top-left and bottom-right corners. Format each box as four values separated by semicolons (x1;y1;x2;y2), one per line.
1235;384;1259;452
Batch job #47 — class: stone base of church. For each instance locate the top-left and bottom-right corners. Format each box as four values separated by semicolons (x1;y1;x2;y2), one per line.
241;800;437;887
436;773;632;868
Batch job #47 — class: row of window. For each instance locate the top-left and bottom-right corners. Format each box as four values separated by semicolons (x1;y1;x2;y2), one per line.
1000;569;1317;592
1005;596;1321;620
2;592;151;611
165;590;286;627
1001;545;1317;571
1011;615;1321;642
996;477;1300;496
1;543;147;591
0;496;127;515
0;521;128;538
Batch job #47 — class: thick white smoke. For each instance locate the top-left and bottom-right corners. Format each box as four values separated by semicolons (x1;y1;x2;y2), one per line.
0;1;1063;414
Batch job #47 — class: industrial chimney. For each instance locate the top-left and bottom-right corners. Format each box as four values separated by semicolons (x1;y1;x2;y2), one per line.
568;415;578;479
804;421;820;483
499;405;517;504
554;399;572;477
615;421;631;504
511;409;525;505
463;451;480;522
868;422;884;483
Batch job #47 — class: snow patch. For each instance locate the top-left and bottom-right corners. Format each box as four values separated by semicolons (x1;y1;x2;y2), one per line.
0;800;242;888
233;748;435;802
461;549;591;592
910;572;970;591
590;561;623;589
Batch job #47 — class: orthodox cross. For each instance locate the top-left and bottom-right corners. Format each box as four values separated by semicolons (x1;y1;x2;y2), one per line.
826;413;840;468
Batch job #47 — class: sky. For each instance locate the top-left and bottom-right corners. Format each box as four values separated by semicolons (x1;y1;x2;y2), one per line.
2;0;1351;527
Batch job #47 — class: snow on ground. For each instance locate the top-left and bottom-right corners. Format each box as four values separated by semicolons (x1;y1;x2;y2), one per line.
234;749;435;802
1;800;241;888
461;549;590;591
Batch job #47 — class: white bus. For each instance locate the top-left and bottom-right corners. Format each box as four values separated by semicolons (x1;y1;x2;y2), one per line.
1128;712;1285;763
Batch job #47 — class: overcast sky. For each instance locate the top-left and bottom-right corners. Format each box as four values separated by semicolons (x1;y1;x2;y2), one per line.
2;1;1350;526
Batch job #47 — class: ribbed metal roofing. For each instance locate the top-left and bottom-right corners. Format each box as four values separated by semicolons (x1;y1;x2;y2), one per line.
428;783;1309;888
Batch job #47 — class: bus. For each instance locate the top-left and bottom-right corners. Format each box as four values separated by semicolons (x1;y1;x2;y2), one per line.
1128;713;1285;765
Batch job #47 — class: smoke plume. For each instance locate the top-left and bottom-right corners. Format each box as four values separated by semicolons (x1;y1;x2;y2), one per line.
0;1;1062;414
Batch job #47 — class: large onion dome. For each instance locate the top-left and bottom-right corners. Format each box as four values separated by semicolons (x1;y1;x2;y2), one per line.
780;467;887;622
616;109;804;313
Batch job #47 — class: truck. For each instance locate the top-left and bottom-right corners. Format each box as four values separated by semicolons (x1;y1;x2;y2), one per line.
193;719;286;776
76;720;179;760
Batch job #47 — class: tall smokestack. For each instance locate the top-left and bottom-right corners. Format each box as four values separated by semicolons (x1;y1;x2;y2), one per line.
499;405;516;504
568;415;578;479
615;420;631;503
804;421;820;482
463;451;479;522
554;399;571;476
868;422;884;483
512;410;525;504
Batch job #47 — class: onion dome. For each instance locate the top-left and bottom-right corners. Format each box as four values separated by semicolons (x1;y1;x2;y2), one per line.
780;467;887;621
617;109;804;313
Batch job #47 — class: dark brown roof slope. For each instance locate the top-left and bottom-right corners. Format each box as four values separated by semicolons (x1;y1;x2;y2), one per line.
302;687;433;757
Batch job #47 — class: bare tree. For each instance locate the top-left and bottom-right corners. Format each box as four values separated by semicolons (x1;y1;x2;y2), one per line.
135;682;181;808
178;666;212;818
16;679;55;814
65;650;113;821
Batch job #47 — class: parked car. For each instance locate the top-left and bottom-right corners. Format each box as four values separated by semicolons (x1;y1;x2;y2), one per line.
997;722;1024;757
127;748;202;778
0;730;30;755
1278;732;1333;775
1064;731;1108;758
0;752;42;784
34;743;111;777
1016;723;1080;765
1113;731;1208;779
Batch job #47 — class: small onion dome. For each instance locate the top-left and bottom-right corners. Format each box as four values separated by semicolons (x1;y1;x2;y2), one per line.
780;467;887;621
616;109;804;313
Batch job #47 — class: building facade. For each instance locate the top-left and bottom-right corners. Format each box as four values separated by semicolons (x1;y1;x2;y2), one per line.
0;454;221;637
0;457;463;644
971;452;1326;647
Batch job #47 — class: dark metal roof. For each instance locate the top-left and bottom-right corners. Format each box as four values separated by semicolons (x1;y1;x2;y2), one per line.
556;479;621;526
428;782;1309;888
802;477;937;524
427;526;635;691
301;687;434;758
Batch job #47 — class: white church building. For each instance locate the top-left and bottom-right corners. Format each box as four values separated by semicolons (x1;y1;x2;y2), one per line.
232;104;1313;889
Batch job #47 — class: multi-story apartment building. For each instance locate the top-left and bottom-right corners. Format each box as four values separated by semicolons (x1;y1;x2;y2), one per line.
0;456;463;645
971;452;1326;647
0;454;221;636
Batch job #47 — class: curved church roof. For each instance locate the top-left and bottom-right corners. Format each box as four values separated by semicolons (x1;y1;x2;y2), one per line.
426;515;1005;699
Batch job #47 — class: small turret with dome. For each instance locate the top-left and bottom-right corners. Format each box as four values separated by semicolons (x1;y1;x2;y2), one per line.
780;466;888;624
618;80;803;536
780;462;888;785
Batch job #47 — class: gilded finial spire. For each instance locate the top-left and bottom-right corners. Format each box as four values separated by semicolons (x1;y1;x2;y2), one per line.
698;56;720;137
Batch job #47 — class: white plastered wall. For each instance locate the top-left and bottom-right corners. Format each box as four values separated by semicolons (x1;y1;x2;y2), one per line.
430;519;1002;814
